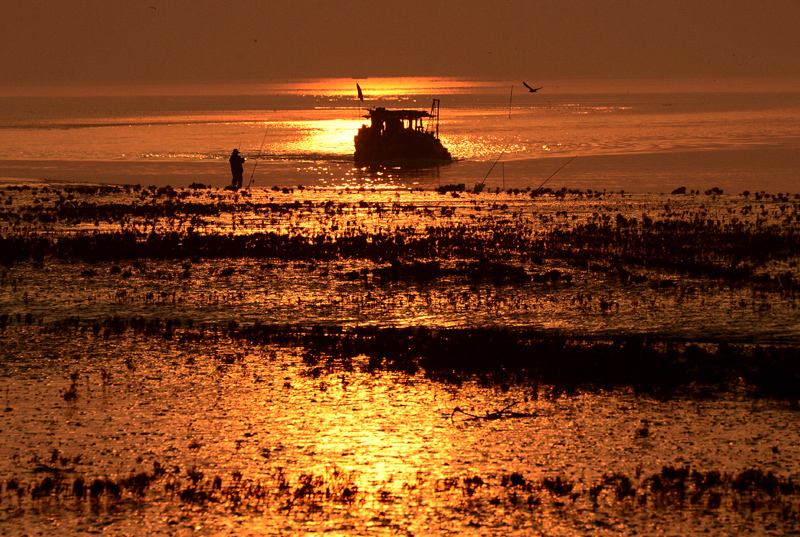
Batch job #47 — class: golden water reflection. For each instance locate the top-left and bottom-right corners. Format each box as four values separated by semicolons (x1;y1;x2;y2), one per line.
3;331;799;534
2;185;800;533
277;118;363;156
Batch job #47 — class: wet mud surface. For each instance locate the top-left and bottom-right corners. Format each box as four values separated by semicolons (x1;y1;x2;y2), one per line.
1;183;799;535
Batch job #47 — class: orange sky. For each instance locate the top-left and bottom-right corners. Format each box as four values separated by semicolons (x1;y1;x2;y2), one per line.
2;0;799;86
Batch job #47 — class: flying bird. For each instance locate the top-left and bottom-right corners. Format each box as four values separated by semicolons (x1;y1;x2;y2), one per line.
523;82;543;93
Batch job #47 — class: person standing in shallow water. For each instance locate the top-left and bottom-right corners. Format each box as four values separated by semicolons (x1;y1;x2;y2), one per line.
229;149;245;189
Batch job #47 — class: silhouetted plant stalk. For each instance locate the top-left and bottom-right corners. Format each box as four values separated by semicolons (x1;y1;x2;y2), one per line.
2;185;798;297
5;463;799;518
6;315;799;399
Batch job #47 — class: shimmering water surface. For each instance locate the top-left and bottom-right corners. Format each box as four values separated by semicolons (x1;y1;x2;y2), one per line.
1;77;800;535
1;77;799;192
2;328;799;535
2;187;799;342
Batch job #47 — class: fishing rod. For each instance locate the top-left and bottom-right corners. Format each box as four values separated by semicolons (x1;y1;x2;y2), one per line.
536;154;578;191
246;128;269;190
478;132;520;189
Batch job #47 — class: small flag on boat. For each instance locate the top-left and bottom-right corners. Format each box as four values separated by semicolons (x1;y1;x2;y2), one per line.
356;83;364;101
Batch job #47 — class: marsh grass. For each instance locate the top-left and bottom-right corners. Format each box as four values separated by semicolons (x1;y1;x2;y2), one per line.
10;316;798;398
2;184;800;533
6;462;799;524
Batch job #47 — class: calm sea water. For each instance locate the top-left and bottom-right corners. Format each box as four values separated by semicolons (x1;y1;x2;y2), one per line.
0;77;798;192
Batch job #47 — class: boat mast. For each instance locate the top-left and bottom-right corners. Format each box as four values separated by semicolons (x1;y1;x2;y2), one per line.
429;99;441;139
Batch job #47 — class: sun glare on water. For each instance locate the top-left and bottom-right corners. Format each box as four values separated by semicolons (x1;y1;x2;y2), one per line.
280;118;364;156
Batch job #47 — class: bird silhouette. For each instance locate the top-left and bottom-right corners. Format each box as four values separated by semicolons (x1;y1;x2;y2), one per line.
523;82;542;93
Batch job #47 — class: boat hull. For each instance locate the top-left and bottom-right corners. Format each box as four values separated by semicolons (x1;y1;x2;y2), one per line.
354;125;452;166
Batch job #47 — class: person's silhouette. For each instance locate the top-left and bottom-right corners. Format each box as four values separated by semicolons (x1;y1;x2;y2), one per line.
229;149;245;189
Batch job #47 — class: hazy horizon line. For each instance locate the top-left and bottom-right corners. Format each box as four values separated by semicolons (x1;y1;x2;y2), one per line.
2;75;800;98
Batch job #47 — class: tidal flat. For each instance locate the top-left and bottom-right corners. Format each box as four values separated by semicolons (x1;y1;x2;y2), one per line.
1;183;799;535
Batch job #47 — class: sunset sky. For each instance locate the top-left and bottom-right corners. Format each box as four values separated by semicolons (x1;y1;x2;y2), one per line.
1;0;799;86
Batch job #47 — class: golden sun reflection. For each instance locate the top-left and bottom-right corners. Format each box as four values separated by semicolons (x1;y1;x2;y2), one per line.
287;373;453;491
280;118;364;155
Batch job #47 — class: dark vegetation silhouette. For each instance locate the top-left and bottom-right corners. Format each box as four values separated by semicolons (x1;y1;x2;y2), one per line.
2;184;800;532
1;183;799;400
5;456;800;521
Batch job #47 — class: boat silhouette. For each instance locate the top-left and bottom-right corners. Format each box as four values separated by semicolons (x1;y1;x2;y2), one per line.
354;99;452;166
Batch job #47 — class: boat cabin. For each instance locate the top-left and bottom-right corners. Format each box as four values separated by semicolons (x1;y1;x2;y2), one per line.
354;99;451;165
366;108;432;137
